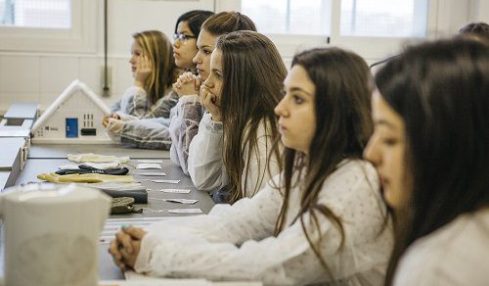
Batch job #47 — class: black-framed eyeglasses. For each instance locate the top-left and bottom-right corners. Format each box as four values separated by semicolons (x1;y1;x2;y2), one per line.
173;33;197;42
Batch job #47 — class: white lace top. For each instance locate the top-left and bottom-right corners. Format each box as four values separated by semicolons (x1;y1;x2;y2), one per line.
111;86;178;119
394;209;489;286
187;113;280;198
133;159;392;285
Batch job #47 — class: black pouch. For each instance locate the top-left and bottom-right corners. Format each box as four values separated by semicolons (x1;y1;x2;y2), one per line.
211;185;232;204
111;197;143;215
55;166;129;175
100;188;148;204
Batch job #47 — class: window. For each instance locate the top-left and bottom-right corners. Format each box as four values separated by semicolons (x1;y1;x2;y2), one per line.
241;0;428;38
0;0;96;53
0;0;71;29
341;0;428;37
242;0;331;35
238;0;432;59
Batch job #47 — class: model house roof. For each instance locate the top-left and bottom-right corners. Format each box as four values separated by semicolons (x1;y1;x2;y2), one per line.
32;80;110;133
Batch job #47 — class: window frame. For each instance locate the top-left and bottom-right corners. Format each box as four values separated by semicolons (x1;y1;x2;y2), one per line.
329;0;439;60
218;0;465;60
0;0;97;53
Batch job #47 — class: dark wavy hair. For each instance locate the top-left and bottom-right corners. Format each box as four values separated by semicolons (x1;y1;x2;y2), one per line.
459;22;489;43
274;47;374;275
375;38;489;285
174;10;214;37
216;31;285;202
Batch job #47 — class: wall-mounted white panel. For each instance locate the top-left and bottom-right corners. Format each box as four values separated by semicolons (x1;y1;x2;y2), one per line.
112;57;134;98
78;57;105;96
40;56;79;94
39;92;59;111
0;56;40;93
107;0;215;56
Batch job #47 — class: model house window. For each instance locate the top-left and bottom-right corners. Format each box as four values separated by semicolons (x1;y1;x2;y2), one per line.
0;0;71;29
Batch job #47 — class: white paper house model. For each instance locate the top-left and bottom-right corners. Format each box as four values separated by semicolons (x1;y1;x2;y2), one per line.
32;80;112;144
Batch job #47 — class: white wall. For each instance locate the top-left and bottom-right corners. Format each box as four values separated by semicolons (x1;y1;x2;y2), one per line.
0;0;487;114
0;0;215;113
472;0;489;22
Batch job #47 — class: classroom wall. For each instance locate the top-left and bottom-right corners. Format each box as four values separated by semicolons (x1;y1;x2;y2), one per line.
0;0;215;113
0;0;487;114
472;0;489;21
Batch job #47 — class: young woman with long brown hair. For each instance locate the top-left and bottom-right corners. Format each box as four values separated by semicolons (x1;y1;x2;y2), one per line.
109;30;177;119
169;11;257;175
365;38;489;285
187;30;284;203
109;46;392;285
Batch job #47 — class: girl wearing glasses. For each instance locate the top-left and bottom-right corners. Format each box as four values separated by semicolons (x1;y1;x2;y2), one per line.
169;12;257;175
103;11;213;149
173;10;215;71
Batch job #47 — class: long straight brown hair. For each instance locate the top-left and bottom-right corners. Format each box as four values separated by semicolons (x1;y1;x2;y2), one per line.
216;31;286;203
273;48;374;275
132;30;177;105
202;11;256;36
375;38;489;285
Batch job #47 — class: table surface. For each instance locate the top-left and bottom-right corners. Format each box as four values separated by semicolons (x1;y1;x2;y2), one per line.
28;144;170;159
14;158;214;215
6;152;215;281
0;172;9;190
0;138;25;169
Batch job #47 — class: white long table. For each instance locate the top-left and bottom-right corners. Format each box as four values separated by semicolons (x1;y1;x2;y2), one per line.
3;144;215;281
29;144;170;159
